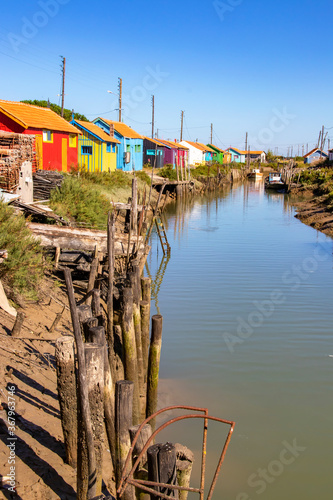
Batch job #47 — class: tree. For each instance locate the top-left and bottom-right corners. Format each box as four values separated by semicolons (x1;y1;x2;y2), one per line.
21;100;88;122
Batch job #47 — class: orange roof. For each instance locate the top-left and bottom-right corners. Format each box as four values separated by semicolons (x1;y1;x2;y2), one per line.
208;144;225;153
303;147;326;158
98;118;142;139
227;147;265;155
75;120;120;143
157;139;189;150
143;136;168;147
196;142;215;153
0;100;79;134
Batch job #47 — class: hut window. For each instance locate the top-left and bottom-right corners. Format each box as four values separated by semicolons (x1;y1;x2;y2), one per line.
82;146;92;155
126;145;131;152
43;130;53;143
69;135;77;147
106;143;111;153
147;150;155;155
135;145;141;153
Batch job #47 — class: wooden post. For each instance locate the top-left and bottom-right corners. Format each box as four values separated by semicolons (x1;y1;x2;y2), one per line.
132;177;138;236
176;185;182;199
175;444;194;500
11;311;25;337
91;289;101;317
129;424;153;466
77;343;105;499
82;317;98;340
141;277;151;304
115;381;135;500
129;267;144;415
49;306;65;333
121;287;140;425
129;424;153;500
147;443;178;499
140;300;150;377
77;304;92;324
146;315;163;428
107;211;115;374
63;268;97;500
112;324;125;383
55;246;61;269
55;336;77;468
85;325;117;476
86;254;99;306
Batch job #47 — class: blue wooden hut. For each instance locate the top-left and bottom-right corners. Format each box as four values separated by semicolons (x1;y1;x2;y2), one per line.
93;118;143;171
303;148;328;164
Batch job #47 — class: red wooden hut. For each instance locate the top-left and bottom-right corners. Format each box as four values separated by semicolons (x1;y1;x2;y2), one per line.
0;100;80;172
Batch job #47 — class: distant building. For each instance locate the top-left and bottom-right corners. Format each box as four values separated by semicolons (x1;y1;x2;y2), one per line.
207;144;224;163
303;148;329;164
93;118;143;171
157;139;189;168
143;137;167;168
72;120;120;172
0;99;79;171
226;147;266;163
179;141;205;165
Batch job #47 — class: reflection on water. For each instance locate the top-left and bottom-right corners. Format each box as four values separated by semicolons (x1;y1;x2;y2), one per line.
146;182;333;500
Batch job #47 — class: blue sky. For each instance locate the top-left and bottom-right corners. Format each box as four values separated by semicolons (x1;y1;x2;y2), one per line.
1;0;333;155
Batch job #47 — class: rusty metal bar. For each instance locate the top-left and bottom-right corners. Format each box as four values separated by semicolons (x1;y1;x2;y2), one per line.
117;405;235;500
200;414;208;500
206;423;235;500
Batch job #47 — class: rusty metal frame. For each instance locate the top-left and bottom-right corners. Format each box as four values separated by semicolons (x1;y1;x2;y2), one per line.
117;405;235;500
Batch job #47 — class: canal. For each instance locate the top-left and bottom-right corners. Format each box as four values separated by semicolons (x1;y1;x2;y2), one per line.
145;180;333;499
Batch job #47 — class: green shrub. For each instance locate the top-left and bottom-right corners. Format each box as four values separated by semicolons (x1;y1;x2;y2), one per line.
0;201;44;301
50;176;111;229
135;171;151;186
158;165;178;181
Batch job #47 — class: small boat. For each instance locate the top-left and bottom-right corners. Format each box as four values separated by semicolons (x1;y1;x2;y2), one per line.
264;172;287;191
248;168;263;180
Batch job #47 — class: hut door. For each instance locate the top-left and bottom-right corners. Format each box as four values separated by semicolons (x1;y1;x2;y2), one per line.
35;135;43;170
62;138;68;172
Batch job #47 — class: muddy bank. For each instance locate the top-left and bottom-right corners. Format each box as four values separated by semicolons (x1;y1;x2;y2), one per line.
291;186;333;237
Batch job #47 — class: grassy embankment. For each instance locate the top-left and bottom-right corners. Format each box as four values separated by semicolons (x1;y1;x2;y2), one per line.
297;162;333;209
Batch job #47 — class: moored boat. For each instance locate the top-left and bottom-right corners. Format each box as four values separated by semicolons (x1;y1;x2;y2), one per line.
264;172;287;191
248;168;263;180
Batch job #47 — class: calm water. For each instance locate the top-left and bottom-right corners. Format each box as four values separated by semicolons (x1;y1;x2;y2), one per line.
145;180;333;500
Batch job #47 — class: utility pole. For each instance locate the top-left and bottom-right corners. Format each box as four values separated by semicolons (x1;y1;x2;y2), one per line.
291;146;293;158
156;128;159;139
306;143;308;153
151;95;155;139
302;144;304;156
60;56;66;117
317;130;322;148
320;125;325;150
287;147;290;158
118;78;122;122
328;138;331;150
210;123;213;144
245;132;248;152
180;110;184;142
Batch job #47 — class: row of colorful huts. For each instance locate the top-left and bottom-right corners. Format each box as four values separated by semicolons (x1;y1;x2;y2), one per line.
0;99;266;172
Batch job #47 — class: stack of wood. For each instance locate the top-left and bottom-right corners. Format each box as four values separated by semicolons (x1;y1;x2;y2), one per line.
33;170;64;200
0;132;36;192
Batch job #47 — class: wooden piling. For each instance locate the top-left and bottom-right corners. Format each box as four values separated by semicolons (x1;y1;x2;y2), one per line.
85;325;117;473
91;288;101;317
77;343;105;499
64;268;97;500
55;336;77;468
112;324;125;383
147;443;178;499
175;444;194;500
11;311;25;337
107;212;115;370
140;300;150;376
129;423;153;468
141;277;151;304
132;177;138;236
86;254;99;306
115;380;135;500
146;315;163;428
77;304;92;324
121;287;140;425
129;267;144;414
